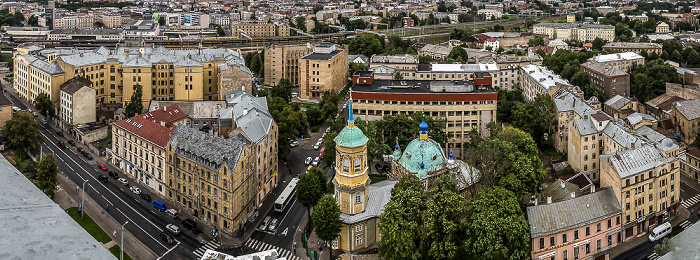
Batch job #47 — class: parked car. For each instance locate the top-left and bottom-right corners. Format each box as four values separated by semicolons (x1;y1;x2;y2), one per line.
84;153;93;160
40;118;47;124
313;143;321;150
290;141;299;148
181;219;198;231
56;131;63;137
108;171;118;179
98;175;109;183
165;209;178;219
77;147;84;153
57;141;66;148
304;157;313;165
152;200;167;212
118;178;128;186
140;193;151;202
160;231;174;244
32;112;38;117
129;186;141;195
67;140;75;146
312;157;321;166
268;218;279;232
258;216;272;231
97;163;108;171
166;224;181;236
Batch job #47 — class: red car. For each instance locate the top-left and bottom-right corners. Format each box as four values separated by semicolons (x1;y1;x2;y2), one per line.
97;163;108;171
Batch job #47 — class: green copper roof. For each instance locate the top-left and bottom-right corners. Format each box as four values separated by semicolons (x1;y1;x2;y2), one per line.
398;138;446;178
334;125;369;148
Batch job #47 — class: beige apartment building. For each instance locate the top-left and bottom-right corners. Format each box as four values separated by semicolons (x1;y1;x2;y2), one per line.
13;45;251;107
231;22;290;38
100;14;124;28
552;87;598;158
110;105;187;196
166;125;256;235
672;98;700;144
600;143;681;240
299;43;348;100
682;148;700;182
568;112;612;182
602;42;663;55
59;77;96;129
533;23;615;42
368;54;418;79
264;44;313;86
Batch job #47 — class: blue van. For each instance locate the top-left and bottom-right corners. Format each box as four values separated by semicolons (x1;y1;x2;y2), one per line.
151;200;166;212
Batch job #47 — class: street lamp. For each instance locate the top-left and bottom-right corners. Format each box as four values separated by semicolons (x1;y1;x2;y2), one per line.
81;179;87;218
121;221;129;260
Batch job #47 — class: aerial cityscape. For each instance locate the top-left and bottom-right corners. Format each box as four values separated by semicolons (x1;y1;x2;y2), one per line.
2;0;700;259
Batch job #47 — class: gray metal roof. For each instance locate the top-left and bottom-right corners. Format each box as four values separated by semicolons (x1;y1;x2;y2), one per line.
149;101;226;120
602;121;644;150
604;95;632;112
23;54;65;75
224;91;273;144
574;118;598;136
673;98;700;120
624;112;656;126
339;180;397;224
527;189;621;238
0;154;116;259
605;144;676;179
170;125;251;172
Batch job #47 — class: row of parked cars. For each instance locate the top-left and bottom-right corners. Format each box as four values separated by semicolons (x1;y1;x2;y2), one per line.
258;216;279;233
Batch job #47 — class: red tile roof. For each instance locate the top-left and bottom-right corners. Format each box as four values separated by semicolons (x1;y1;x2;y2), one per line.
140;104;188;128
111;105;188;148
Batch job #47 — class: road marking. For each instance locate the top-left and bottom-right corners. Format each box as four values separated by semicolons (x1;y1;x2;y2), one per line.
277;198;298;230
156;241;180;260
280;227;288;236
41;132;168;249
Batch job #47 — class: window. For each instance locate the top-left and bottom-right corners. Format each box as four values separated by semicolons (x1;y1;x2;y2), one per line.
574;247;579;259
354;156;361;171
597;239;601;250
342;157;349;171
574;230;579;240
563;250;568;260
539;238;545;249
355;234;363;245
585;227;590;236
597;223;601;232
356;224;362;232
586;243;590;253
550;236;555;247
563;234;567;243
608;219;612;228
355;193;361;204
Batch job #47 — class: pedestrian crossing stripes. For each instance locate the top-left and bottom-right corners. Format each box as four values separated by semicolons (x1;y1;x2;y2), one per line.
682;195;700;208
193;240;221;258
244;238;300;260
648;252;660;260
680;220;693;230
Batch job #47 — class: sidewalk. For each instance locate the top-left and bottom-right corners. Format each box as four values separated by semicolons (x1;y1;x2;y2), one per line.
54;174;158;260
604;206;689;259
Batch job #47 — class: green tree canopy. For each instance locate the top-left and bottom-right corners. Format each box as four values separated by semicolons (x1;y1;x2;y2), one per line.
271;78;294;102
2;111;42;158
124;84;143;117
511;94;556;147
267;96;308;152
216;25;226;36
312;195;343;258
447;47;469;63
319;90;339;120
34;93;54;118
35;153;59;199
424;176;467;259
297;168;325;224
527;36;545;47
496;87;524;124
591;37;605;50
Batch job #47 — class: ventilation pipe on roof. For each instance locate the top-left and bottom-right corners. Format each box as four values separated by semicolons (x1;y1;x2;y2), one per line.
560;181;565;188
570;192;576;198
547;196;552;204
590;185;595;193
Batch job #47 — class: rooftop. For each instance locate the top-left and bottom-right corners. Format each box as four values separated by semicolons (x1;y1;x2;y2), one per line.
112;114;175;148
602;42;662;49
352;79;495;94
534;22;615;29
140;104;188;128
149;101;226;120
592;52;644;63
605;144;676;179
581;61;628;77
299;49;344;61
605;95;634;112
369;54;418;64
339;180;397;224
673;98;700;120
170;125;251;172
522;64;573;92
527;189;621;238
59;76;93;94
420;63;500;73
645;93;683;114
225;90;273;143
0;153;116;259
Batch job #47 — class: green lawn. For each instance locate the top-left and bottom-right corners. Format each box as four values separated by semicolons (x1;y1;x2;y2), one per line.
298;103;320;110
108;245;133;260
66;207;112;243
370;175;387;184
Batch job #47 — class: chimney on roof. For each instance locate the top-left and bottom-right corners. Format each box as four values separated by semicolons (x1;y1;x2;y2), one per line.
571;192;576;198
547;196;552;204
560;181;565;188
590;185;595;193
631;143;635;149
534;198;538;205
164;106;167;111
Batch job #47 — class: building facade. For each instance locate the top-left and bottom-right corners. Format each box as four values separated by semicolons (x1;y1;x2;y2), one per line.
533;23;615;42
231;22;290;38
59;77;96;129
672;98;700;144
580;61;631;98
681;148;700;182
520;64;574;101
298;43;348;100
602;42;663;55
263;44;313;86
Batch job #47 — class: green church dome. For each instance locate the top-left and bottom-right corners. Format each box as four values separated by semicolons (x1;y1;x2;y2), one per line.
334;125;369;148
398;138;446;178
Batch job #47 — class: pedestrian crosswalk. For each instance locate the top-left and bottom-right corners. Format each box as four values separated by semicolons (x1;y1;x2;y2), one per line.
680;220;693;230
682;195;700;208
244;238;300;260
648;252;660;260
193;240;221;258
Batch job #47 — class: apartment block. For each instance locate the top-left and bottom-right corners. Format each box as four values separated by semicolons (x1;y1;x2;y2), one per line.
681;148;700;182
59;77;96;130
672;98;700;144
368;54;418;79
604;95;640;119
263;44;313;86
520;64;574;101
589;52;645;72
533;23;615;42
552;87;598;156
231;22;290;38
600;143;681;241
568;111;612;182
299;43;348;100
580;60;631;98
13;45;251;106
602;42;663;55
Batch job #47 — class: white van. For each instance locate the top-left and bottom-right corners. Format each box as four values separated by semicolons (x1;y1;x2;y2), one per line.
649;222;672;242
165;209;178;219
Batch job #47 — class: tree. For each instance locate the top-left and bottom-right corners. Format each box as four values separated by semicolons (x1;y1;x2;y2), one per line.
297;170;325;229
268;96;308;153
465;187;531;260
419;55;433;64
581;82;606;101
2;111;42;158
527;35;545;47
654;237;671;256
124;84;143;117
319;90;339;121
34;93;53;118
591;37;605;50
447;47;469;63
306;107;323;127
379;175;426;260
271;78;294;102
295;16;306;31
393;71;404;80
28;15;38;26
497;88;524;124
570;71;591;89
493;24;504;32
672;50;683;62
424;176;467;259
216;25;226;36
312;195;342;259
511;94;556;147
347;34;385;57
349;63;368;76
35;153;58;199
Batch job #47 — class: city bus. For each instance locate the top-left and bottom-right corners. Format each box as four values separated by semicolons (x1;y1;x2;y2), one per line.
274;178;299;213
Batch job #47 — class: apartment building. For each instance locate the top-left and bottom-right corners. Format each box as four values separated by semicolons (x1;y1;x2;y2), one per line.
520;64;574;101
59;77;96;130
528;189;622;260
533;23;615;42
110;105;187;196
350;71;497;158
602;42;663;55
123;20;160;38
418;44;453;60
263;44;313;86
100;13;123;28
568;111;612;181
368;54;418;79
0;93;12;129
681;148;700;182
299;43;348;100
492;53;543;90
589;52;645;72
166;125;256;235
552;87;598;156
656;22;670;33
477;9;502;20
53;14;94;30
580;60;631;98
13;45;251;106
231;22;290;38
600;143;681;240
672;98;700;144
604;95;640;119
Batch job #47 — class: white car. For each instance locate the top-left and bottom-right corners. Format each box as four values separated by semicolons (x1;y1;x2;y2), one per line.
166;224;181;235
304;157;312;165
312;157;321;166
313;143;321;150
325;128;330;134
130;186;141;195
118;178;128;186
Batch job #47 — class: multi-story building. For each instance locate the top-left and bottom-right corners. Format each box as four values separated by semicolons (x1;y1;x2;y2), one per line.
166;125;255;235
552;87;598;156
600;143;681;240
53;14;94;30
299;43;348;100
418;44;453;60
331;99;396;254
219;90;278;205
13;45;251;106
477;9;502;20
656;22;670;33
123;20;160;38
568;111;612;181
580;60;631;98
520;64;574;101
528;188;622;260
263;44;313;86
110;105;187;196
231;22;290;38
210;14;231;27
533;23;615;42
602;42;663;55
100;13;123;28
47;28;124;41
412;63;500;81
148;100;226;135
604;95;640;119
368;54;418;79
681;148;700;182
492;53;543;90
351;71;497;158
589;52;644;72
0;93;12;129
59;77;96;130
672;98;700;144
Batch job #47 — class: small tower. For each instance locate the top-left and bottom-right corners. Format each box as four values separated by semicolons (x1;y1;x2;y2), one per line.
333;92;370;215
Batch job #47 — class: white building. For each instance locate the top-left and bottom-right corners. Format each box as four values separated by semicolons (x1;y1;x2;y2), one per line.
519;64;574;101
477;9;502;20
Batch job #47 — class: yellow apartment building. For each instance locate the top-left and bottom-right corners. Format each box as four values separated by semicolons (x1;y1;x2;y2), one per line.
672;98;700;144
298;43;348;100
264;44;313;86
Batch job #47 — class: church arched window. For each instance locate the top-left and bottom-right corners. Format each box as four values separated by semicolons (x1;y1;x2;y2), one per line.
354;156;361;171
343;157;349;172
